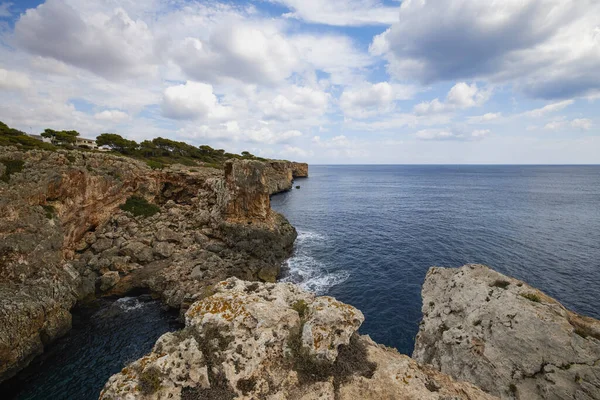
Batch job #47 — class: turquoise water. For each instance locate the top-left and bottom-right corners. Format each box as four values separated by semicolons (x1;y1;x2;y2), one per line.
271;165;600;355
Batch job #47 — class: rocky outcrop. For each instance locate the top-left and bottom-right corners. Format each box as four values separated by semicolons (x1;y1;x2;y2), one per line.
0;148;300;383
413;264;600;400
100;278;496;400
264;160;308;194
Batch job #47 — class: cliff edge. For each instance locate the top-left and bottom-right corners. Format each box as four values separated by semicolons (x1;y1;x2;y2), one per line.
100;278;495;400
0;147;303;383
413;264;600;400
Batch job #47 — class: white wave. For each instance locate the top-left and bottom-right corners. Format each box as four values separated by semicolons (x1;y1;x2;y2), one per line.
115;297;146;312
281;231;349;295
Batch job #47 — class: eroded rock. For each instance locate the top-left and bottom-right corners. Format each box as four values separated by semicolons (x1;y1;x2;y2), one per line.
100;278;496;400
413;264;600;399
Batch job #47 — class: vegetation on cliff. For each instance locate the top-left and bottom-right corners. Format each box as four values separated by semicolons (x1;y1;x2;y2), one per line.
0;120;268;169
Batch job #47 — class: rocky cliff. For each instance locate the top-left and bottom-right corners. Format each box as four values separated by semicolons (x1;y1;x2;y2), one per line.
413;264;600;400
100;278;495;400
0;147;301;383
264;160;309;194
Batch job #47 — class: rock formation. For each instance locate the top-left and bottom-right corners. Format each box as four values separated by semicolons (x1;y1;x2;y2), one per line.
413;264;600;399
100;278;496;400
264;160;309;195
0;147;301;383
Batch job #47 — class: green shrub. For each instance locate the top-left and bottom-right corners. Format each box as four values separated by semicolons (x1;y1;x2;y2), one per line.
42;205;56;219
119;196;160;217
146;160;165;170
0;159;25;182
138;366;162;394
521;293;541;303
292;300;309;319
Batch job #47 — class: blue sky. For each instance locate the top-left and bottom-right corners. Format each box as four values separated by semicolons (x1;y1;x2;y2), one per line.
0;0;599;163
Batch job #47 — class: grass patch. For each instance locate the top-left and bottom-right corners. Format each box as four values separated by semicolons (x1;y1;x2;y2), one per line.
292;300;309;319
146;160;165;170
491;279;510;289
1;159;25;182
42;205;56;219
119;196;160;217
521;293;541;303
138;366;162;394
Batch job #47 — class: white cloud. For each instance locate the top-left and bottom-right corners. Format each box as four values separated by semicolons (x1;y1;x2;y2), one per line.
246;127;303;145
416;128;491;141
414;83;489;115
522;100;574;117
544;120;565;130
94;110;129;122
468;112;502;124
372;0;600;99
262;86;329;121
270;0;400;26
0;68;31;90
15;0;156;79
340;82;395;118
571;118;592;130
162;81;231;121
172;24;299;85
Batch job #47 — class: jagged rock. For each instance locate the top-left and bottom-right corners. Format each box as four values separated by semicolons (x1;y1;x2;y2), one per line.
99;271;120;291
100;278;495;400
120;241;154;264
413;264;600;400
0;148;302;382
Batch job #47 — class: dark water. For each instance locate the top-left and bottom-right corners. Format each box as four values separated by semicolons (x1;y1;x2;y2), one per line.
272;165;600;355
3;297;182;400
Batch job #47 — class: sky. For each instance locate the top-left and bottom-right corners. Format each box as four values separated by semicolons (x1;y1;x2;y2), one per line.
0;0;599;164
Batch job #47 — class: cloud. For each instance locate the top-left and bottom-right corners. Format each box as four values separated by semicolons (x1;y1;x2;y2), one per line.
0;68;31;90
571;118;592;130
0;2;12;18
371;0;600;99
522;100;574;117
246;127;303;144
94;110;129;122
340;82;395;118
269;0;400;26
262;86;329;121
14;0;156;79
172;24;299;85
416;128;491;141
414;83;489;115
544;120;565;130
162;81;231;121
468;112;502;124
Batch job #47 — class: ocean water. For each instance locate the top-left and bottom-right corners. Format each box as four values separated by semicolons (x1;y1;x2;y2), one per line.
271;165;600;355
3;297;182;400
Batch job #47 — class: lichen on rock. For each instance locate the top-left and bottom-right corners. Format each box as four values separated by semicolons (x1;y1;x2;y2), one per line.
413;264;600;400
100;278;496;400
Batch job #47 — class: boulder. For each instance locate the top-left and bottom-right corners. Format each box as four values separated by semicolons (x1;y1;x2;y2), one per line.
100;278;496;400
413;264;600;400
99;271;120;291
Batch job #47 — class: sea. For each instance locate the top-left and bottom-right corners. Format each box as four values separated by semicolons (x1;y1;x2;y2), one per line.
272;165;600;355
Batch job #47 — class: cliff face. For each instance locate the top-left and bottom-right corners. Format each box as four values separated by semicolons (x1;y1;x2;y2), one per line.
264;160;308;194
0;148;299;383
413;264;600;400
100;278;496;400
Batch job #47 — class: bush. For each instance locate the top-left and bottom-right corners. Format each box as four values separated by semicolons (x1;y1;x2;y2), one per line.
138;366;162;394
146;160;165;170
119;196;160;217
0;159;25;182
521;293;541;303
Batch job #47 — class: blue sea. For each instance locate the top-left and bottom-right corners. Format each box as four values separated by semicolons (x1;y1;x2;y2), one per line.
271;165;600;355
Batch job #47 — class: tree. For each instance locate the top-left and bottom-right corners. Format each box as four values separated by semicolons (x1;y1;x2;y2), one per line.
41;129;79;145
96;133;138;154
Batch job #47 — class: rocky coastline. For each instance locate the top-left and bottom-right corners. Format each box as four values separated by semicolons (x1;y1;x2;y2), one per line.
2;147;599;400
0;147;307;383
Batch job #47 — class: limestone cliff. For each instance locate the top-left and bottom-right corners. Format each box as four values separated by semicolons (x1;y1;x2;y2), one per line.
0;147;299;383
413;264;600;400
100;278;496;400
264;160;309;194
